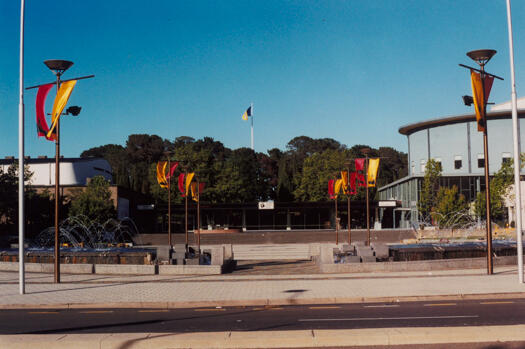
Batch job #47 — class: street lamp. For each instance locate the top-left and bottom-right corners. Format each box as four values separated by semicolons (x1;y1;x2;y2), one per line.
25;61;94;283
461;49;501;275
45;59;73;284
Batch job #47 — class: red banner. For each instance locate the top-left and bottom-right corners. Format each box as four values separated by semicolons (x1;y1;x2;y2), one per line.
36;84;55;141
328;179;335;199
355;158;365;171
166;162;178;179
178;173;186;196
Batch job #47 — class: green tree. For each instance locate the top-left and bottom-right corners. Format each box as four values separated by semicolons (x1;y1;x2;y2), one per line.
69;176;116;224
417;159;442;221
474;158;515;222
432;185;469;228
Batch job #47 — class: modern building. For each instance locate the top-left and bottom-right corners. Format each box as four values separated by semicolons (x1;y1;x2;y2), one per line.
378;98;525;228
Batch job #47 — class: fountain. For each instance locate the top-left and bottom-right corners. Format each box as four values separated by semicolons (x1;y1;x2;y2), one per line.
1;216;155;265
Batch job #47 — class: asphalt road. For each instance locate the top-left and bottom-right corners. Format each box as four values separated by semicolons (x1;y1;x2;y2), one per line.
2;298;524;335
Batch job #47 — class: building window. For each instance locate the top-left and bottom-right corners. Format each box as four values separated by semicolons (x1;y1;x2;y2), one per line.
420;160;426;173
454;155;462;170
502;152;511;165
478;154;485;168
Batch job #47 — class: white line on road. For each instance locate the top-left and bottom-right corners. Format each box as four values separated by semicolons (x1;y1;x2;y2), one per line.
364;305;400;308
298;315;478;322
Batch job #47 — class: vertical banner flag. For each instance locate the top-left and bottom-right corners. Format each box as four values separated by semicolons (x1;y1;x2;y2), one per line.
367;158;380;187
355;158;365;171
334;179;343;198
349;172;357;195
328;179;335;199
185;172;195;194
166;162;178;179
470;70;494;132
35;83;55;140
191;182;198;202
47;80;77;139
178;173;186;196
341;171;349;194
242;105;252;121
156;161;168;188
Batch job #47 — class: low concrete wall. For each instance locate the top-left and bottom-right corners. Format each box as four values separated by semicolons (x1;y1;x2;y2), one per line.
159;265;222;275
0;262;93;274
94;264;157;275
320;256;517;273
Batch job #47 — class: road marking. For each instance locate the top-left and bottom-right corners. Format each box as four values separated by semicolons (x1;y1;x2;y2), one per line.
364;304;400;308
252;307;265;311
480;301;515;305
424;303;457;307
299;315;478;322
79;310;114;314
138;309;169;313
28;311;59;314
268;307;283;310
309;306;341;310
194;308;226;312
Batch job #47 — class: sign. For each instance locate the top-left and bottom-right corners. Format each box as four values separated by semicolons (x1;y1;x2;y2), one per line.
258;201;274;210
137;204;155;210
378;200;397;208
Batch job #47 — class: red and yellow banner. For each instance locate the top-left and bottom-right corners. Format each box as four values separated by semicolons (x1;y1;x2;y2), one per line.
47;80;77;139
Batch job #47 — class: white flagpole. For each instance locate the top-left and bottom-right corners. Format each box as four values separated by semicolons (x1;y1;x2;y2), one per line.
250;102;254;150
506;0;523;284
18;0;26;295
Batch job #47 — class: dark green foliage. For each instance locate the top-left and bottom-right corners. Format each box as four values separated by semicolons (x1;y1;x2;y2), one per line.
69;176;116;224
81;134;408;205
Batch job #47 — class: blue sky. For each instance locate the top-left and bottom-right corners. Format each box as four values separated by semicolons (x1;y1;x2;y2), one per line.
1;1;524;157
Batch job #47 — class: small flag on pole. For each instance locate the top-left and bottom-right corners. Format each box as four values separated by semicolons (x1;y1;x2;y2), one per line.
242;106;252;121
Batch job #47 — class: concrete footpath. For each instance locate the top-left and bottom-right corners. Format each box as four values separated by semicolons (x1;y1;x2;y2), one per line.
1;266;525;348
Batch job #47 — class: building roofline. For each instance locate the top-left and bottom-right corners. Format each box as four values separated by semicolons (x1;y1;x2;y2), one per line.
398;109;525;136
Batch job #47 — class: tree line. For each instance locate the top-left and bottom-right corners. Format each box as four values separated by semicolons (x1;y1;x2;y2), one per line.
80;134;409;205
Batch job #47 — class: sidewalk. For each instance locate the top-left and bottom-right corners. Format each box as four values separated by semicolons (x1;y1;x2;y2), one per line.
1;266;524;309
2;267;525;348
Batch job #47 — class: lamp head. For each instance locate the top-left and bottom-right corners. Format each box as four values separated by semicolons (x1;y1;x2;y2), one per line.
462;95;474;106
466;49;497;66
66;106;81;116
44;60;74;76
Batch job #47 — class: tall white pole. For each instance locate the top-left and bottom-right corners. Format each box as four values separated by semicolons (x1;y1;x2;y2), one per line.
18;0;26;295
250;102;254;150
506;0;523;283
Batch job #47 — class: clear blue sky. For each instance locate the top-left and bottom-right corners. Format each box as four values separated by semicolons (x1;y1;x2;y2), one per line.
1;1;524;158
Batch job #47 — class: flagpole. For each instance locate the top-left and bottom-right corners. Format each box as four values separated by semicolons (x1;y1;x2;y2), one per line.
18;0;25;295
197;179;201;258
506;0;523;283
365;154;370;246
347;169;351;244
250;102;254;150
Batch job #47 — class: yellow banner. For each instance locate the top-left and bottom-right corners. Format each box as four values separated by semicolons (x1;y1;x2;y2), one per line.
185;172;195;194
334;178;343;198
470;70;485;132
156;161;168;188
191;182;199;202
341;171;349;194
367;158;380;187
47;80;77;139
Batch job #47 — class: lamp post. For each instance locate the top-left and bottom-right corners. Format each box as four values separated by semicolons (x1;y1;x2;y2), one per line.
44;59;73;284
465;49;497;275
164;152;174;251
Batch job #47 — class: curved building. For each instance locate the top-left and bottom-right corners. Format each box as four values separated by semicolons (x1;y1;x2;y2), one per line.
378;99;525;228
